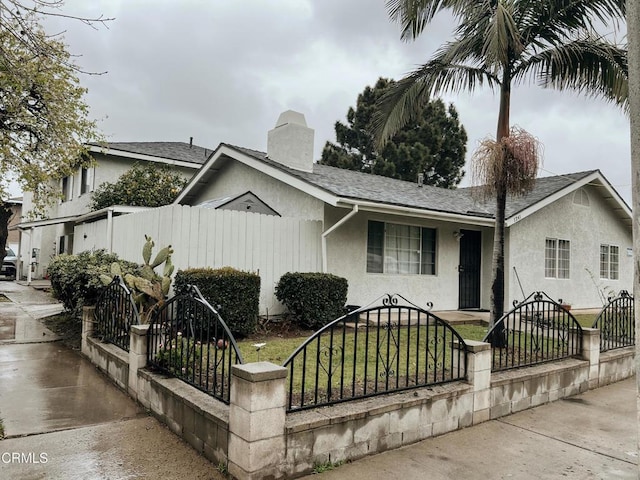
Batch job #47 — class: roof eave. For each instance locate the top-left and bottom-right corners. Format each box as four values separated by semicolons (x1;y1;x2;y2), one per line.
89;145;204;169
506;171;632;228
74;205;151;224
337;199;495;226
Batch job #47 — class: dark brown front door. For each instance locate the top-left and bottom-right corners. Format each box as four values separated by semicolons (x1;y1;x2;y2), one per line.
458;229;481;309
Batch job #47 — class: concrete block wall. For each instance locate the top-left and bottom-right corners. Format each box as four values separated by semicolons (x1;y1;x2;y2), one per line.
81;306;636;480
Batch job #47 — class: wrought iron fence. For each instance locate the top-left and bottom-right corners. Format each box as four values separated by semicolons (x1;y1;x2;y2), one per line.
484;292;583;372
146;285;243;404
592;290;634;352
282;294;468;412
94;276;140;351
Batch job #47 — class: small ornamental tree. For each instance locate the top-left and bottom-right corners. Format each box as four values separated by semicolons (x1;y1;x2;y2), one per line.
90;163;188;211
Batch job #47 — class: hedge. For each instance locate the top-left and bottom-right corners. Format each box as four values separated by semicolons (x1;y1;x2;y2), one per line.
174;267;260;338
48;250;141;317
275;272;348;330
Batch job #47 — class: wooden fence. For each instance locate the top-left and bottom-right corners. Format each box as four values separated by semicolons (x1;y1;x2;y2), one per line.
74;205;323;314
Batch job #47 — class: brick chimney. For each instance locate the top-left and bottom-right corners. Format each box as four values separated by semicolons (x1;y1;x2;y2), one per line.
267;110;314;173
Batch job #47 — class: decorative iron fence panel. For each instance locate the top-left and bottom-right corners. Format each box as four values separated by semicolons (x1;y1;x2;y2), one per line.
146;285;243;404
94;276;140;352
592;290;634;352
483;292;583;372
282;294;468;412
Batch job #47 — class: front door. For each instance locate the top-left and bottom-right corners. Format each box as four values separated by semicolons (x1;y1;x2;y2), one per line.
458;229;481;309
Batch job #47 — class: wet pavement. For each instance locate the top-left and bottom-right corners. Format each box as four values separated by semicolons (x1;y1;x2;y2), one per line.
301;378;638;480
0;280;224;479
0;343;142;437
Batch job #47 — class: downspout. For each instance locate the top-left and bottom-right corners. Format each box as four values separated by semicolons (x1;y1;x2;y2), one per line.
321;205;358;273
106;208;114;253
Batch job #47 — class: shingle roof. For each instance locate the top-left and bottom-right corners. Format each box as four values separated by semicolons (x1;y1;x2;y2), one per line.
91;141;213;165
226;144;597;220
467;171;598;218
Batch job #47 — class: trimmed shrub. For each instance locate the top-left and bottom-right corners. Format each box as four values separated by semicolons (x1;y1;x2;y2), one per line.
174;267;260;338
48;250;141;317
275;272;348;330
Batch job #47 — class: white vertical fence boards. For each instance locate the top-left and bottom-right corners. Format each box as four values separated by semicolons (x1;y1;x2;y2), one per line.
90;204;323;314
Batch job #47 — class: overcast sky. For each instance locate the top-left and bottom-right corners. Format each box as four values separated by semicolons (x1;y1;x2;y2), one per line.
35;0;631;204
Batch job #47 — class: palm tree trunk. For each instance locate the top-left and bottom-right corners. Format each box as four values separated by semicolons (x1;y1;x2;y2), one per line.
489;71;511;336
626;0;640;468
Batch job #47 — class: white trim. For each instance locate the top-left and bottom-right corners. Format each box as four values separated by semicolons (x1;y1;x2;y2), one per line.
16;215;79;229
506;171;632;227
14;205;147;230
338;200;495;226
88;145;204;169
74;205;150;224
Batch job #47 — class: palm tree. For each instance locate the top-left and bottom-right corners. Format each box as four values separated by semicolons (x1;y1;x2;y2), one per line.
375;0;628;327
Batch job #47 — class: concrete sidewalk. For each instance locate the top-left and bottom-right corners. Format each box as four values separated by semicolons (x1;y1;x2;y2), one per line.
0;280;224;479
301;378;638;480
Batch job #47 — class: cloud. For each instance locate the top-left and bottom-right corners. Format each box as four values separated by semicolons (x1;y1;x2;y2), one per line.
39;0;630;203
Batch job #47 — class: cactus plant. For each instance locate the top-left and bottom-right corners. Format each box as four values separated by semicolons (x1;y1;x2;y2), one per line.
100;235;174;323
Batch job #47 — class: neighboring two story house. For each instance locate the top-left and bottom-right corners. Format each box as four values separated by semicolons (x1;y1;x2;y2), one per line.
16;141;212;280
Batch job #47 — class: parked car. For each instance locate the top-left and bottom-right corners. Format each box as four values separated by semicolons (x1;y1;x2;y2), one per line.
2;247;17;280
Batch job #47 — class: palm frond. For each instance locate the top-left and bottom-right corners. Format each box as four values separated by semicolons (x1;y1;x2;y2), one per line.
385;0;474;41
514;37;628;111
519;0;625;49
372;61;498;148
482;1;522;66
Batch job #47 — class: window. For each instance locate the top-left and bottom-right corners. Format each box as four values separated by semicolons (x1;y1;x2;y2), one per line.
80;168;89;194
572;188;590;206
545;238;570;279
61;176;73;202
367;221;436;275
600;244;619;280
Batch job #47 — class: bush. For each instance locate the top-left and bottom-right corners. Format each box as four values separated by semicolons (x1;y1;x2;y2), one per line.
174;267;260;338
275;272;348;330
48;250;141;317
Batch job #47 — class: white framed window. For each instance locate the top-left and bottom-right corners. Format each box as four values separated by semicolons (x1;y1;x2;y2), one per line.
545;238;570;279
60;176;73;202
600;244;619;280
572;188;590;206
79;167;93;195
367;221;436;275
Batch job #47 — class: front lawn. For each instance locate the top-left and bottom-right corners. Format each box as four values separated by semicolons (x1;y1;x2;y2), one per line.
237;322;489;365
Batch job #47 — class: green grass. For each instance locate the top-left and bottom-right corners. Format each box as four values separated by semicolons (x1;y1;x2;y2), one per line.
572;314;597;329
238;323;488;365
238;322;487;407
312;459;344;474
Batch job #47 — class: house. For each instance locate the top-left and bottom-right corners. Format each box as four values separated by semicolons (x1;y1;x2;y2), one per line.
174;110;632;311
17;141;212;280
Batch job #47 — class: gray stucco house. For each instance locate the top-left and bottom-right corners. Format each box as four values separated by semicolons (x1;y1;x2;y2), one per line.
176;111;632;311
18;141;212;280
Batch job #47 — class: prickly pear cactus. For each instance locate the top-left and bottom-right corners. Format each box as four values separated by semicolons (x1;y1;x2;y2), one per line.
99;235;174;323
